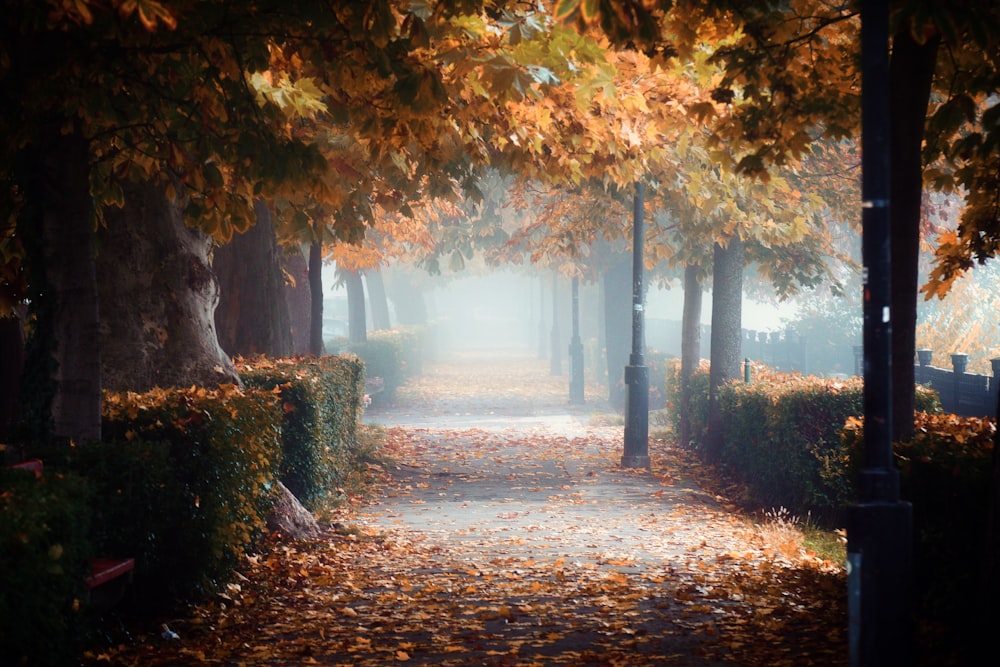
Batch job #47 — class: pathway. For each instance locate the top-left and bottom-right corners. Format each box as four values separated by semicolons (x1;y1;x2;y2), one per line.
89;349;847;666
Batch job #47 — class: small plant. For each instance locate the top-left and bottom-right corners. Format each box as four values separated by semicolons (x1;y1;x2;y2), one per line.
755;506;804;560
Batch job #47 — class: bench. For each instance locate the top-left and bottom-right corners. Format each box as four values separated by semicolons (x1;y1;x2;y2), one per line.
9;459;135;608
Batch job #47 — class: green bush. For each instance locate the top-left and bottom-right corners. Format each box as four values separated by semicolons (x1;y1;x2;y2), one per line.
238;355;365;511
93;384;284;601
665;360;710;449
843;412;993;611
0;466;93;666
347;329;417;407
668;364;941;521
720;374;865;518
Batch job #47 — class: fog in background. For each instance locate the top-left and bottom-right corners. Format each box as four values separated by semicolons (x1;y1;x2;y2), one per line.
325;266;799;358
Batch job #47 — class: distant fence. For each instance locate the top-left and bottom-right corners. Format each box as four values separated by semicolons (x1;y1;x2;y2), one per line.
647;320;854;377
912;349;1000;418
647;319;999;419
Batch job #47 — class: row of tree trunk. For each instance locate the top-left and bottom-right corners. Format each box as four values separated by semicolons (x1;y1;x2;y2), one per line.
1;179;406;446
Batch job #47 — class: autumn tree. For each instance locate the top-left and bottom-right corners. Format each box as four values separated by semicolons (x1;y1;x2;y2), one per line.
2;0;578;443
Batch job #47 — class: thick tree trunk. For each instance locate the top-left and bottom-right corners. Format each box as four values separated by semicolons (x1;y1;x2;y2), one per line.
603;251;631;409
20;131;102;443
678;263;703;448
345;269;367;344
0;313;25;442
366;269;391;330
97;180;240;392
889;27;940;441
308;242;325;356
284;250;312;355
706;238;744;462
214;200;293;358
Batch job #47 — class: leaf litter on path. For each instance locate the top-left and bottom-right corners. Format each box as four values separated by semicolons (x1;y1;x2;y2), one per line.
86;352;847;666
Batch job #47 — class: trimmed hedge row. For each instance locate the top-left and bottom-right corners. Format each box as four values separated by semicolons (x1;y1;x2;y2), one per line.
89;383;283;601
0;466;92;666
2;355;368;664
666;363;941;521
237;354;365;510
340;326;427;407
843;412;995;624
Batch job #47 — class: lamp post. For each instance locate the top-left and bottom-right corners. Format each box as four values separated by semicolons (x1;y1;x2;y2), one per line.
847;1;913;664
622;182;650;469
569;276;585;404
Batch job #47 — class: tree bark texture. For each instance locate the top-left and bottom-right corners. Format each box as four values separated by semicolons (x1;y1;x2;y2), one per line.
214;200;293;358
889;27;940;441
0;314;25;442
706;238;744;462
283;250;312;355
22;131;103;443
678;263;703;448
97;180;240;392
308;242;325;356
345;269;367;344
366;269;392;330
603;251;631;409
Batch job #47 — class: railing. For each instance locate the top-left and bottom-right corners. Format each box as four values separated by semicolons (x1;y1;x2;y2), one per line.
910;349;1000;418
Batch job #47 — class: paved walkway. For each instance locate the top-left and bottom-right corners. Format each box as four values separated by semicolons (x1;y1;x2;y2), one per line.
88;349;846;666
354;350;847;666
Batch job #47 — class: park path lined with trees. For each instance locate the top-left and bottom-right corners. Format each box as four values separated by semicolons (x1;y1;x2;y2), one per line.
85;351;847;666
3;2;1000;665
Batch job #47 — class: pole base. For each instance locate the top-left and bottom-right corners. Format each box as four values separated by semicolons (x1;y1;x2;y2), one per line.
620;455;650;469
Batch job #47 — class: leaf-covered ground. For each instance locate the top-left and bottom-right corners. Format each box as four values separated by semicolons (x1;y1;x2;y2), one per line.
86;351;847;666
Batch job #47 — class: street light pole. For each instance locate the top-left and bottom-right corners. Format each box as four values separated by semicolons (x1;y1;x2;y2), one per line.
569;276;585;404
622;182;650;469
847;1;913;664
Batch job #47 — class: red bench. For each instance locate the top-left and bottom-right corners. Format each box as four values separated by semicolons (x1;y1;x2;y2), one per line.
9;459;135;607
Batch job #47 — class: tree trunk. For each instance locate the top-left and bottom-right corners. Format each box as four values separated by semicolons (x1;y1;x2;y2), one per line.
19;130;102;443
366;269;391;330
214;200;293;358
889;27;940;441
97;180;240;392
0;313;25;442
603;251;631;409
308;242;325;356
706;237;744;462
678;263;703;448
284;250;312;355
345;269;367;344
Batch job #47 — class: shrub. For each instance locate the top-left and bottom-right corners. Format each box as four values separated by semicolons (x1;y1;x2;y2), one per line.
669;363;942;521
0;466;93;666
93;384;284;601
347;330;415;406
665;360;710;449
238;355;365;511
843;413;993;599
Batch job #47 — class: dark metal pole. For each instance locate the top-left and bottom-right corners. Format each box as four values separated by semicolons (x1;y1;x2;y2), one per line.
847;1;913;664
622;182;650;469
569;276;585;404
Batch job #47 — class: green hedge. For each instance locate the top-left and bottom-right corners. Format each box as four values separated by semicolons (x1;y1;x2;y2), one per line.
665;359;711;448
346;327;425;407
238;354;365;510
0;466;92;666
667;365;941;521
843;412;994;625
91;384;284;602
